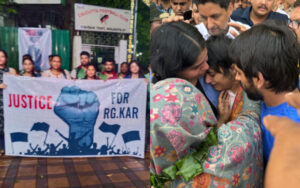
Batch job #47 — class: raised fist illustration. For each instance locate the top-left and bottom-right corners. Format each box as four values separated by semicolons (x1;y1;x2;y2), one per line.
54;86;100;148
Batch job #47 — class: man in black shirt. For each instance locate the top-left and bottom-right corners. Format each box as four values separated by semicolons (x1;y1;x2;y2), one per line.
231;0;288;26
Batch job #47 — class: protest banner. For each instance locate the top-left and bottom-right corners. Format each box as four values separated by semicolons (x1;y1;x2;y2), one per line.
4;75;147;158
18;28;52;71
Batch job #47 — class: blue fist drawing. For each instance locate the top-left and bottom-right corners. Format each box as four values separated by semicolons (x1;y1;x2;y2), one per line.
54;86;100;148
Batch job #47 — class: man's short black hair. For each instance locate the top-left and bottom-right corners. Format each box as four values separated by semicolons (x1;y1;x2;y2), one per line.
103;58;116;65
206;35;233;75
198;0;231;9
229;20;300;93
80;51;90;58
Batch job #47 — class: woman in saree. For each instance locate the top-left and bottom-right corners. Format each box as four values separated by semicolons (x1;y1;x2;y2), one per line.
150;22;263;187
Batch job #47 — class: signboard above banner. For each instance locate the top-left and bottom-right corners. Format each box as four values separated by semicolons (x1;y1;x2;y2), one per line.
74;3;131;34
14;0;61;4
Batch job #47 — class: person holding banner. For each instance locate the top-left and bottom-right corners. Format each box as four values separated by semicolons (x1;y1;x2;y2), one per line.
0;49;17;156
125;60;146;79
99;58;118;80
71;51;91;79
20;56;40;77
84;63;100;80
150;22;263;187
0;50;17;77
118;62;129;79
41;55;71;79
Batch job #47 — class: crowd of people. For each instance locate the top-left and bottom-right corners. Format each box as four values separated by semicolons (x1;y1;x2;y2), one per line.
0;50;148;81
0;49;150;156
150;0;300;187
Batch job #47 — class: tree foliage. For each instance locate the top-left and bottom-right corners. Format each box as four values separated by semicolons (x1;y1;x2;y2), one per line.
0;0;17;14
136;0;150;69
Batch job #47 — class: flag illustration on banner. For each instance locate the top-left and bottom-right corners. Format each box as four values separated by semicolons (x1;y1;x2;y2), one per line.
31;122;49;132
122;131;140;143
99;122;120;135
31;122;50;145
10;132;28;142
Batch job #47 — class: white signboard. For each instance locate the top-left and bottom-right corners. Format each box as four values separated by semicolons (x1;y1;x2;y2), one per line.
4;75;147;158
14;0;61;4
75;3;131;33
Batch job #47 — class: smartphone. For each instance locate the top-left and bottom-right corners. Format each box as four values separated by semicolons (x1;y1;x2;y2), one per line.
183;10;192;20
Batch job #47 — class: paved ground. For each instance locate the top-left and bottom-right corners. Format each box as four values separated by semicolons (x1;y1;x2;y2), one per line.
0;153;150;188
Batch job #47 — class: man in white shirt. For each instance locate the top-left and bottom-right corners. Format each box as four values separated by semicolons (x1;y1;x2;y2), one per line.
190;0;250;113
195;0;250;40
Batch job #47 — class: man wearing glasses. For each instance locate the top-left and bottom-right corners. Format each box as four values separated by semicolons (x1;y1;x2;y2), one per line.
290;0;300;43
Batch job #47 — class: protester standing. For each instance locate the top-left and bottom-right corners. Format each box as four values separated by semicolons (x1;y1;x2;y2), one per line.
124;61;145;79
84;63;100;80
20;56;40;77
118;62;129;79
71;51;91;79
99;58;118;80
0;49;17;156
41;55;71;79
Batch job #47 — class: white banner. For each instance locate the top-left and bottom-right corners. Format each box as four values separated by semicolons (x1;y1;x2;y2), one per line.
4;75;147;158
75;3;131;33
18;28;52;72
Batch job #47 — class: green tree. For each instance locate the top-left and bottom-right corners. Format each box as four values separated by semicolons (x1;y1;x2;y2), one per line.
0;0;17;14
136;0;150;69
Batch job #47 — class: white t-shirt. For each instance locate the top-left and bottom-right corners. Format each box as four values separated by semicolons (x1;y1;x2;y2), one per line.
276;7;289;18
195;19;251;40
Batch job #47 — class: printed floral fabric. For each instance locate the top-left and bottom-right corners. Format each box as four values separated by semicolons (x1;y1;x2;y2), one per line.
150;78;263;187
